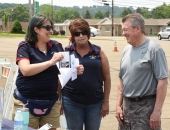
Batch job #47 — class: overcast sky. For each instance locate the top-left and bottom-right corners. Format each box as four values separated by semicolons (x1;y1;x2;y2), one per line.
0;0;170;9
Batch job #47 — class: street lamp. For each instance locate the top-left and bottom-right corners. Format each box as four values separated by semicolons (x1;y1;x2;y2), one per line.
103;0;114;36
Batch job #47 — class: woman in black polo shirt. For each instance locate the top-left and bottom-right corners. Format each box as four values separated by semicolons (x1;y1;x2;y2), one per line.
13;14;83;129
61;18;111;130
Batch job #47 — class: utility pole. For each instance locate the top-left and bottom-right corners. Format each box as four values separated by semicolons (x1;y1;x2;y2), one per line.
33;0;35;15
111;0;114;36
29;0;32;19
98;0;114;36
51;0;53;21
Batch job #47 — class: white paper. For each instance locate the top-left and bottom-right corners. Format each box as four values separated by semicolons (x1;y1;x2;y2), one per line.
58;52;70;68
58;68;72;88
60;114;67;130
57;52;80;88
39;123;52;130
71;55;79;81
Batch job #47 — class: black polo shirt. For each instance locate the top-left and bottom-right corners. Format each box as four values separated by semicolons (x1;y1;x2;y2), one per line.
63;42;104;105
16;40;64;100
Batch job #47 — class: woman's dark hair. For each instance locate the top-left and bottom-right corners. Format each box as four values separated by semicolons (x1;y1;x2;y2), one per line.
25;14;53;44
69;18;90;39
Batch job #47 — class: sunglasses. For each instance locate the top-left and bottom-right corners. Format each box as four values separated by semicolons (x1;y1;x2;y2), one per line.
74;31;87;37
39;25;53;31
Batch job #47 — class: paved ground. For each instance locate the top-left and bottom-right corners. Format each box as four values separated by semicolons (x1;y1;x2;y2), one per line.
0;36;170;130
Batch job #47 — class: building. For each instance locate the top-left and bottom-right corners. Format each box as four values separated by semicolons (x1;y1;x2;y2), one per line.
54;18;170;36
1;17;170;36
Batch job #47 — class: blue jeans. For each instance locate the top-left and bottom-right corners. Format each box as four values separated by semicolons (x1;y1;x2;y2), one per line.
62;96;103;130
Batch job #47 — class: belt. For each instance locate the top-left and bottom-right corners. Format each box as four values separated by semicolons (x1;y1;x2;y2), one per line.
127;94;156;102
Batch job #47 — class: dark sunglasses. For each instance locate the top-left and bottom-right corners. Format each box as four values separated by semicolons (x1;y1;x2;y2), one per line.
39;25;53;31
74;31;87;37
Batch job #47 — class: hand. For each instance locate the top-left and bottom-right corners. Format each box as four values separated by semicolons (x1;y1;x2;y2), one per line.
59;103;64;115
116;106;124;126
76;65;84;75
150;111;161;130
50;53;64;65
100;102;109;118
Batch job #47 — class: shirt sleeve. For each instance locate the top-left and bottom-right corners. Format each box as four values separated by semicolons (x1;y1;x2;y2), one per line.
16;42;30;64
54;42;64;52
151;48;169;79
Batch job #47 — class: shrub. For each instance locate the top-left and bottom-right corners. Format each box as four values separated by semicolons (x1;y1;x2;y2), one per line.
53;30;59;35
60;30;65;36
154;32;158;36
11;19;23;34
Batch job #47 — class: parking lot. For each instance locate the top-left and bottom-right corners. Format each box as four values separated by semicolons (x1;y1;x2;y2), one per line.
0;36;170;129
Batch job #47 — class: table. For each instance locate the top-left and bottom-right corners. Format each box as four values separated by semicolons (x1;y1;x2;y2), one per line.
2;118;34;130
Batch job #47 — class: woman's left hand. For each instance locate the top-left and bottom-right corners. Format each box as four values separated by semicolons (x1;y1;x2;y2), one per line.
76;65;84;75
100;102;109;118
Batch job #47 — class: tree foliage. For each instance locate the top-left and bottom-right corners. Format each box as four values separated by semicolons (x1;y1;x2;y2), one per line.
104;10;110;18
0;3;170;25
151;3;170;18
3;14;8;27
40;4;53;20
11;19;23;33
94;11;104;19
12;4;29;22
84;10;91;19
136;7;150;18
120;8;132;17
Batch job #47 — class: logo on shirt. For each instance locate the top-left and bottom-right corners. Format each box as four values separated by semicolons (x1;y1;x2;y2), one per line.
19;55;23;57
89;55;96;59
142;51;147;54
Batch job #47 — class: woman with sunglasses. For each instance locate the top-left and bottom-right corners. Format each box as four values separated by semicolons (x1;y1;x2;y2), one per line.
60;18;111;130
13;14;83;129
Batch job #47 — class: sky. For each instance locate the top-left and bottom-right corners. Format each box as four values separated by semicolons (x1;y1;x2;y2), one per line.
0;0;170;9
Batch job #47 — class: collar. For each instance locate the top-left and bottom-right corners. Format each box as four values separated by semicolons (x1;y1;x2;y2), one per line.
70;41;93;52
34;42;52;48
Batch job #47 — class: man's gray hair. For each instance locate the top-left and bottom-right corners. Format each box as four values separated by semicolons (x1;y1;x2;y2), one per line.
122;13;145;34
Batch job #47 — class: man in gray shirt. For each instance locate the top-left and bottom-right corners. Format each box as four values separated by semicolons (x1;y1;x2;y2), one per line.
116;13;169;130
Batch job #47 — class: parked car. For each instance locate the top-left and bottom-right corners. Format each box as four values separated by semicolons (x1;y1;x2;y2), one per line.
158;27;170;40
90;26;100;37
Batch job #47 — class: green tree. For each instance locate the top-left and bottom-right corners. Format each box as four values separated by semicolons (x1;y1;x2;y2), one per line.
151;3;170;18
94;11;104;19
12;4;29;22
104;10;110;18
84;10;91;19
40;4;53;20
3;14;8;27
135;7;150;18
11;19;23;33
68;10;80;19
120;8;132;17
55;8;69;22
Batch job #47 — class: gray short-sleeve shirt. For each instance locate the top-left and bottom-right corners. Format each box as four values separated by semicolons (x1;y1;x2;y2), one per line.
119;39;169;97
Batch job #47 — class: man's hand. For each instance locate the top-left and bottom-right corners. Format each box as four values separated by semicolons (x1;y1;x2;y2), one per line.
116;106;124;126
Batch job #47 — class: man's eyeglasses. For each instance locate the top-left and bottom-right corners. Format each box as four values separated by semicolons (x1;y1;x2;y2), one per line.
74;31;87;37
39;25;53;31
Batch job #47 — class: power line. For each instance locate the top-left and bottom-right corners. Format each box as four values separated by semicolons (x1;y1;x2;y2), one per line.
97;0;170;9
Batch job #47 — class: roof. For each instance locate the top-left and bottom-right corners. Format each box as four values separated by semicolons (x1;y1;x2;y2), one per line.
54;18;170;26
144;19;170;26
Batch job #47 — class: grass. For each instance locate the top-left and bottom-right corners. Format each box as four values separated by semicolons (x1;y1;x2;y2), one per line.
0;32;68;38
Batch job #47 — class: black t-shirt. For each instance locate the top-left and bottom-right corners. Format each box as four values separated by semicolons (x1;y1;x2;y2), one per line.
16;40;64;100
63;42;104;105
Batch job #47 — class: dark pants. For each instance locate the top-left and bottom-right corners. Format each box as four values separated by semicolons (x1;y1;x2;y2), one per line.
118;97;161;130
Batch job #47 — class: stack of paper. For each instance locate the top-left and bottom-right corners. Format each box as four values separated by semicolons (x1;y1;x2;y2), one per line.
56;52;79;88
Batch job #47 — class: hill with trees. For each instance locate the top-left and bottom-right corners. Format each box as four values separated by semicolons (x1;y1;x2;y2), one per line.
0;2;170;23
